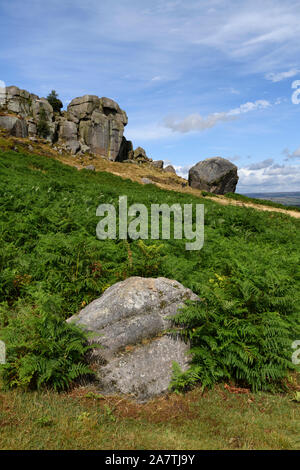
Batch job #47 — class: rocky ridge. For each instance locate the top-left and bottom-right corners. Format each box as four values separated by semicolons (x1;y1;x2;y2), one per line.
0;85;156;164
0;85;243;194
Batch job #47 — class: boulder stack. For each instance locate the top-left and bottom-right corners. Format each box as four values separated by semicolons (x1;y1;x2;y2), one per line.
0;85;133;161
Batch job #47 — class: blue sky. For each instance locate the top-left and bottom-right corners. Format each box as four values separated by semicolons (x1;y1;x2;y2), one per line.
1;0;300;192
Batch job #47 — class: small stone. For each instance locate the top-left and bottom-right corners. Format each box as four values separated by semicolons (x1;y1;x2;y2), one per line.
84;165;95;171
141;177;154;184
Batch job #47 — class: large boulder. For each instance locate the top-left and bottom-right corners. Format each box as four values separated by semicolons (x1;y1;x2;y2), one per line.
67;95;100;123
67;95;128;160
164;164;176;174
67;276;199;401
2;86;38;117
131;146;150;164
188;157;238;194
0;115;28;138
0;86;54;140
151;160;164;169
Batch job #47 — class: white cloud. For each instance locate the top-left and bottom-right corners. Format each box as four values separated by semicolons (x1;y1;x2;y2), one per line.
237;162;300;192
173;164;192;179
265;68;299;82
227;100;271;116
247;158;274;170
164;112;235;133
164;100;271;133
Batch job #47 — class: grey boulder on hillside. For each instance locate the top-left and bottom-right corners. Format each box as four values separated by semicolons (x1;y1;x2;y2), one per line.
67;276;199;401
188;157;238;194
164;164;177;174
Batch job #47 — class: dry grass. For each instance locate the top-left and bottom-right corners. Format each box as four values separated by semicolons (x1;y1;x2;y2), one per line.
1;381;299;450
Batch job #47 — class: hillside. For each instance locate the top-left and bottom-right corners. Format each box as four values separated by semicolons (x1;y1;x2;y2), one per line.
0;141;300;449
1;128;300;218
0;142;299;370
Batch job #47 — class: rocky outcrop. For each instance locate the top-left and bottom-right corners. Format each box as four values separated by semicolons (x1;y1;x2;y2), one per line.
164;165;176;174
188;157;238;194
0;85;133;161
0;86;54;141
151;160;164;169
1;86;38;116
67;95;128;160
0;115;28;138
67;276;199;401
131;146;151;164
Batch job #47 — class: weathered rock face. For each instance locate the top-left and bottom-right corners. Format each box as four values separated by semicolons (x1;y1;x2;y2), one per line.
0;115;28;138
67;276;199;401
151;160;164;169
130;146;151;164
0;85;54;142
2;86;38;116
0;85;132;160
67;95;128;160
188;157;239;194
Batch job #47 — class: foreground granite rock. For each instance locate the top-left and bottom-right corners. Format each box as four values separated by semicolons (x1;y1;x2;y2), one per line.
188;157;238;194
67;276;199;401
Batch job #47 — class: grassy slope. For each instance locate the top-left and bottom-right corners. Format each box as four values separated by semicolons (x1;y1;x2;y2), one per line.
0;149;299;315
1;128;299;218
1;384;300;450
0;148;299;450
